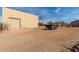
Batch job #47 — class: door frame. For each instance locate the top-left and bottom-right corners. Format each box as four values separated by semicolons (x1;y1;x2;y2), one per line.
9;17;21;28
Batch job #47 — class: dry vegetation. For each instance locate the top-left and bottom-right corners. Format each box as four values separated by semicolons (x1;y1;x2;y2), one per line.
0;27;79;52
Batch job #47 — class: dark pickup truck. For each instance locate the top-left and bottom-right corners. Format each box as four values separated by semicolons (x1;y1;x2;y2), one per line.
44;24;58;30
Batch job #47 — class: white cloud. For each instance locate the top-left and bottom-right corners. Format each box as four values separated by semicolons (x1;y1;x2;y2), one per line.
55;8;61;13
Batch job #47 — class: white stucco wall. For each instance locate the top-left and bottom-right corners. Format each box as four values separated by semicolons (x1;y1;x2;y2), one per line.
2;8;38;29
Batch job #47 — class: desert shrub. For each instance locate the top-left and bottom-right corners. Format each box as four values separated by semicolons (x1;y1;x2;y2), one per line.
0;23;3;30
38;22;44;26
2;23;9;30
0;23;9;30
68;43;79;52
70;43;79;52
0;23;8;30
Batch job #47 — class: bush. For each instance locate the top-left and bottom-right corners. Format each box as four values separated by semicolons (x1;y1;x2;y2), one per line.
38;22;44;26
0;23;9;30
2;23;9;30
0;23;3;30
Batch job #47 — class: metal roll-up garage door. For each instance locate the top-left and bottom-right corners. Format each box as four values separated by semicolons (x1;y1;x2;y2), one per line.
9;17;21;29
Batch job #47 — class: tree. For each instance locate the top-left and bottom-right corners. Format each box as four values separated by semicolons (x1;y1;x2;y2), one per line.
38;22;44;26
47;21;53;25
0;23;2;30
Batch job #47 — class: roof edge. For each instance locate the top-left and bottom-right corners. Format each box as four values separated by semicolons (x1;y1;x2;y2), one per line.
3;7;38;17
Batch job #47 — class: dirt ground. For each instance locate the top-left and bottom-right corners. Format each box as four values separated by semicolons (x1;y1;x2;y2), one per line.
0;27;79;52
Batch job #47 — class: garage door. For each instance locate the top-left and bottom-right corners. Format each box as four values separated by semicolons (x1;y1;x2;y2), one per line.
9;19;20;29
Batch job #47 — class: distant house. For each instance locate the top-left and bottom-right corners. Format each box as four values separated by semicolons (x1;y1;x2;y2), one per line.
70;20;79;27
2;8;38;29
55;21;65;27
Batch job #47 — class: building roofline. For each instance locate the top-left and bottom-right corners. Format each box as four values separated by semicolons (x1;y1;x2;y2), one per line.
3;7;38;17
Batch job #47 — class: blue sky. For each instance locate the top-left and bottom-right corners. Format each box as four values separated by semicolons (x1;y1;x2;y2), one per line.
0;7;2;23
3;7;79;23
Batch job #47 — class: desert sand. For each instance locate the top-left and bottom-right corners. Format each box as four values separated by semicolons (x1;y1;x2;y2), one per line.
0;27;79;52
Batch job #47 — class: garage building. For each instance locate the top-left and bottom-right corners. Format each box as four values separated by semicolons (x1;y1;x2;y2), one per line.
2;8;38;29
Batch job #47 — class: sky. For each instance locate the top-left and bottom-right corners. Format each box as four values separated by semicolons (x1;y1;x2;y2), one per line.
0;7;2;23
1;7;79;23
